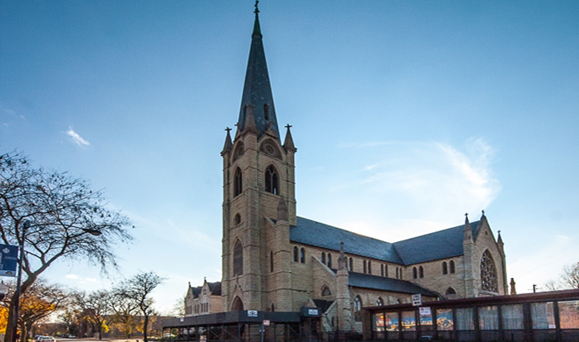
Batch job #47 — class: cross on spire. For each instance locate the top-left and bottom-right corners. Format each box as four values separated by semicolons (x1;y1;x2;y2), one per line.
254;1;259;15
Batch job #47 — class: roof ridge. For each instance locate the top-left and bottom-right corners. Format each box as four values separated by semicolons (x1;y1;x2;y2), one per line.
393;220;481;245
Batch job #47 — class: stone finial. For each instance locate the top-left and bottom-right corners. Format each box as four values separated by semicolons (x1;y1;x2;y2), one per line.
510;278;517;295
464;213;473;241
277;196;288;222
338;241;347;271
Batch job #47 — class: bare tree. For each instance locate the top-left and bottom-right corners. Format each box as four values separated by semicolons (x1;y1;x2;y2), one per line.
72;290;112;339
0;151;133;342
108;290;139;338
544;261;579;291
561;262;579;289
116;272;163;342
170;294;186;317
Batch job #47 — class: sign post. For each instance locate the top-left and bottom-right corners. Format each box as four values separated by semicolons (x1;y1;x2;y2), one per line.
412;294;422;307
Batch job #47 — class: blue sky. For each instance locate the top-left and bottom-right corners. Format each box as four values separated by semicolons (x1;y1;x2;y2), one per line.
1;1;578;313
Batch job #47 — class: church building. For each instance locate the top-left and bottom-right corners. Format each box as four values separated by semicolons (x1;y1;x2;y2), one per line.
183;4;508;334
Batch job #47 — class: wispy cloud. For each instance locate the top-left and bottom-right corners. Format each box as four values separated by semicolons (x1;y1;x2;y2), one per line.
66;127;90;147
302;137;501;241
65;274;79;279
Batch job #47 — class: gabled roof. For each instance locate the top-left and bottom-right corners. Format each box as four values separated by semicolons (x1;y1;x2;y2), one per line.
290;217;403;264
348;272;438;296
189;285;202;298
290;216;481;266
393;221;480;265
208;282;222;296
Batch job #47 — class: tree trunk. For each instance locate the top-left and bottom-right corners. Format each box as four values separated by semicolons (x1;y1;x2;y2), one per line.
5;292;18;342
143;315;149;342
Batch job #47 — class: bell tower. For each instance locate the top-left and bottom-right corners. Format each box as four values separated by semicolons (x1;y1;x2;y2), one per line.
221;2;297;312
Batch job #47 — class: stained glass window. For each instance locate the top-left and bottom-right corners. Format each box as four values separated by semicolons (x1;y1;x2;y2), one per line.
480;250;498;292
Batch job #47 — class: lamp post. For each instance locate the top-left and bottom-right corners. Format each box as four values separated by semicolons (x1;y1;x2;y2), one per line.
12;220;31;342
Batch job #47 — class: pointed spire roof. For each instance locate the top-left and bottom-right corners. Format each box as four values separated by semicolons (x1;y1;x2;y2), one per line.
221;127;233;155
236;2;280;140
283;124;297;152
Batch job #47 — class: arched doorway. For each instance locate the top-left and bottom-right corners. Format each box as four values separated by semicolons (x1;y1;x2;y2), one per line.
231;296;244;311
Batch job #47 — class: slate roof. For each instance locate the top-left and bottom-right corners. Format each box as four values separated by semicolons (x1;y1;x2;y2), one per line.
290;216;481;266
290;217;403;264
236;7;280;140
348;272;438;296
208;282;222;296
393;221;480;265
312;299;334;313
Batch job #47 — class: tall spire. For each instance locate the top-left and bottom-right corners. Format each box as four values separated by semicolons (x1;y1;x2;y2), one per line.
236;1;280;140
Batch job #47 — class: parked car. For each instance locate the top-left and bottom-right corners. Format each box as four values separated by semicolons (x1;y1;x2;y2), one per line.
37;336;56;342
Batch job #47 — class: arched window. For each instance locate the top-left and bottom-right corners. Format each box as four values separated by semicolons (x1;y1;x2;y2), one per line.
270;251;274;272
322;286;331;296
381;264;384;277
384;264;388;277
354;296;362;322
233;240;243;276
300;248;305;263
396;267;399;279
234;213;241;225
264;104;270;121
363;260;367;274
368;261;372;274
481;250;498;292
413;267;417;279
234;168;242;197
376;297;384;306
419;266;424;278
446;287;456;295
231;296;244;311
349;257;353;271
271;303;275;312
293;246;298;262
327;253;332;268
442;261;448;275
450;260;455;274
265;165;279;195
321;252;326;264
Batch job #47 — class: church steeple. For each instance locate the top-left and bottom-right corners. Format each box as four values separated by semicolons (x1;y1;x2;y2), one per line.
236;1;280;140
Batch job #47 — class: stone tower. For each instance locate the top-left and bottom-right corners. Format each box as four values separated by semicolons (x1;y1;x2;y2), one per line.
221;4;297;312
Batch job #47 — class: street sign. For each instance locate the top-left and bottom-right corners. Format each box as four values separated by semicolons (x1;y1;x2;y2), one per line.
0;244;18;277
263;320;270;326
248;310;258;317
412;294;422;306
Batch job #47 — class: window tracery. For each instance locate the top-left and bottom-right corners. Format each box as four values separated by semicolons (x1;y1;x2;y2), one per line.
233;240;243;276
234;168;242;197
481;250;498;292
265;165;279;195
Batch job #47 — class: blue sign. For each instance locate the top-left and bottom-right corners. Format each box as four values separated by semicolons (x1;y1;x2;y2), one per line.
0;244;19;277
